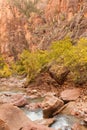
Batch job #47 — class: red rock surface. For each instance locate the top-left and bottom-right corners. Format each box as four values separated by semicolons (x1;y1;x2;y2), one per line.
0;104;53;130
42;94;64;118
60;88;81;101
0;0;31;61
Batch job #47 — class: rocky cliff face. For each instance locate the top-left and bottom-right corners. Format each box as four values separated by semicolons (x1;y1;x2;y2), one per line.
0;0;31;61
0;0;87;60
45;0;87;22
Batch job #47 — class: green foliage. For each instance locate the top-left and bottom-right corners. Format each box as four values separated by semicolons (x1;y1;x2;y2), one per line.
0;55;12;78
13;50;49;83
1;37;87;84
49;37;87;84
13;37;87;84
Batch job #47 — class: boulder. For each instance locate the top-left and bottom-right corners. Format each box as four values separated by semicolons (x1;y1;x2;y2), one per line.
61;101;87;119
0;104;53;130
42;94;64;118
0;104;30;130
48;65;70;85
60;88;81;101
61;102;76;115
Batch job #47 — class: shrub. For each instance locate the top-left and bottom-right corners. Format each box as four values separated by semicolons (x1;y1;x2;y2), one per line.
0;55;12;78
49;37;87;84
13;50;49;83
12;37;87;84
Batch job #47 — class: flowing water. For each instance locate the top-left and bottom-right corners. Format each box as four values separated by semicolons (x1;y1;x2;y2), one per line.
0;90;82;130
22;108;43;121
0;77;84;130
50;114;80;130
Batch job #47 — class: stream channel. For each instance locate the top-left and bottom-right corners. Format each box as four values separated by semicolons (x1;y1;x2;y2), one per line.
0;87;83;130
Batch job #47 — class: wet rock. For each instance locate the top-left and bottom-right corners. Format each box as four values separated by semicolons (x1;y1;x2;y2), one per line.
60;88;81;101
35;118;56;127
0;104;53;130
42;94;64;118
0;93;27;107
25;102;42;110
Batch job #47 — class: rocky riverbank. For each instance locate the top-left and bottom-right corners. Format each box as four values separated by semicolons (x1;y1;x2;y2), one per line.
0;76;87;130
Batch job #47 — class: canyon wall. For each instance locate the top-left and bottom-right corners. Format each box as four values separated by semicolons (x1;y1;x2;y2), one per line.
0;0;87;60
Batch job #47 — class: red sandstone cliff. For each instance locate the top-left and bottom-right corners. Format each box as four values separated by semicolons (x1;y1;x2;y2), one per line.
45;0;87;22
0;0;87;60
0;0;32;61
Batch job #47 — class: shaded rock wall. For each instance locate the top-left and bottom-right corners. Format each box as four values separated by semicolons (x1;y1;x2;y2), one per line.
0;0;31;61
45;0;87;22
0;0;87;60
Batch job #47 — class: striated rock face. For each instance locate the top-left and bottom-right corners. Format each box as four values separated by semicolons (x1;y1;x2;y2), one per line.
0;0;31;61
45;0;87;22
0;0;87;60
35;0;87;50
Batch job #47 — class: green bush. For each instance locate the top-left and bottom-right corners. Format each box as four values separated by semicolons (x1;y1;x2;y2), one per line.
13;50;49;83
0;55;12;78
11;37;87;84
49;37;87;84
